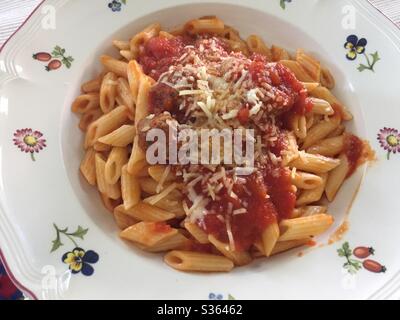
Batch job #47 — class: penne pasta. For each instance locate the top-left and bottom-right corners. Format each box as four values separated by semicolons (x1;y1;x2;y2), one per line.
144;232;188;252
281;132;300;166
280;60;315;82
289;151;340;174
208;235;252;266
116;77;135;117
134;75;154;127
296;49;321;82
325;154;349;201
327;124;346;138
184;221;209;244
113;39;130;51
271;238;312;256
271;45;290;61
143;183;179;206
98;124;135;147
118;202;175;222
81;77;103;93
302;82;320;92
114;205;139;230
80;148;97;186
296;173;328;206
185;17;225;35
120;50;134;61
71;93;100;114
121;165;141;210
309;97;334;116
262;222;280;257
290;114;307;140
79;108;103;132
246;35;272;61
127;60;143;104
85;105;129;148
306;135;345;157
120;221;177;247
127;135;146;174
164;250;234;272
128;159;148;177
100;55;128;78
291;171;323;190
148;165;175;183
320;67;335;89
279;214;334;241
105;147;128;185
310;86;353;121
302;114;341;149
295;205;328;217
154;198;185;218
93;141;111;152
95;153;121;200
100;72;118;114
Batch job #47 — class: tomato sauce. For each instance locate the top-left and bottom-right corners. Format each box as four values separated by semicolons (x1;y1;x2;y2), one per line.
344;134;364;177
263;165;296;219
269;133;288;157
139;36;186;80
201;169;296;251
152;222;172;233
291;89;313;115
249;55;312;116
237;107;250;125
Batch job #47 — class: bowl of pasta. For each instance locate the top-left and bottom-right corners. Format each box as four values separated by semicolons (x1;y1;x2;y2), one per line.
1;0;400;299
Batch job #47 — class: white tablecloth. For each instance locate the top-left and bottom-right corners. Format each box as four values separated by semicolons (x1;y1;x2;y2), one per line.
1;0;400;47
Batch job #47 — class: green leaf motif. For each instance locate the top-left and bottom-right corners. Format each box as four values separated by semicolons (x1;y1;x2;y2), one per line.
121;0;127;4
50;46;74;69
51;238;63;253
51;224;89;252
370;51;380;64
280;0;286;9
228;294;236;300
338;242;362;274
357;64;369;72
69;226;89;240
337;248;345;257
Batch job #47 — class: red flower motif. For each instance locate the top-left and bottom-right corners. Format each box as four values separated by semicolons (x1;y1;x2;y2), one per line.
13;128;47;161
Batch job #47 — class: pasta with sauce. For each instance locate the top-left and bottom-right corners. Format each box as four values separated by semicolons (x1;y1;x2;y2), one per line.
72;17;373;272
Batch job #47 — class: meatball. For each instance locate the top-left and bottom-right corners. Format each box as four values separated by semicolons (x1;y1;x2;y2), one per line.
148;83;180;115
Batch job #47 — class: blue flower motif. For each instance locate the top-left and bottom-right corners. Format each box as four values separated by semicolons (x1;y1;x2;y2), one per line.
62;247;99;276
108;0;122;12
344;35;367;60
209;293;223;300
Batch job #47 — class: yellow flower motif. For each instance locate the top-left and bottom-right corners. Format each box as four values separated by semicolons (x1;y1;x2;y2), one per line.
61;247;99;276
387;135;399;147
63;248;85;273
23;135;38;146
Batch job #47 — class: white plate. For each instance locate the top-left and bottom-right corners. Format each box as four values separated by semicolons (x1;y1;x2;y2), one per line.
1;0;400;300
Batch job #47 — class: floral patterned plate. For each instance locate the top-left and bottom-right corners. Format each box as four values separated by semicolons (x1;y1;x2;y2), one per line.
1;0;400;300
